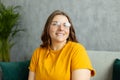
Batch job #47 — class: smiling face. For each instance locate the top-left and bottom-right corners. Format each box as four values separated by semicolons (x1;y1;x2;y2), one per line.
49;15;70;44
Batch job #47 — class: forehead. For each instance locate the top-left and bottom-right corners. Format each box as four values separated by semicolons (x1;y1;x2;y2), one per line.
52;15;69;22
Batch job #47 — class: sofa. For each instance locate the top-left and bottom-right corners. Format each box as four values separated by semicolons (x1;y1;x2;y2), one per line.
88;50;120;80
0;50;120;80
0;60;30;80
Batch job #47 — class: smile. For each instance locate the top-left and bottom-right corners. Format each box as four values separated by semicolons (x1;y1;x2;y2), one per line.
56;33;64;36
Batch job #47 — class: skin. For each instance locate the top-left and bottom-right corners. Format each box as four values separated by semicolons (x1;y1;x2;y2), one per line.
49;15;70;50
28;15;91;80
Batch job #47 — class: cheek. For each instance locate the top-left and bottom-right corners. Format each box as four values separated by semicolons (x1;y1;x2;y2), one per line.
49;26;56;32
64;29;70;39
66;29;70;35
49;27;56;37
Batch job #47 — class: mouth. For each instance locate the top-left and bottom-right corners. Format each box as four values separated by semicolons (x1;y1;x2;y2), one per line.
56;33;64;36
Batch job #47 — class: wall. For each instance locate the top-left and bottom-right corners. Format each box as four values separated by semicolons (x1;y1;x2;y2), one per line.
1;1;120;80
1;0;120;60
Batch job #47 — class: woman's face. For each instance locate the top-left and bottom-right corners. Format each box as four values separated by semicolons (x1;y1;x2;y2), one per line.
49;15;71;43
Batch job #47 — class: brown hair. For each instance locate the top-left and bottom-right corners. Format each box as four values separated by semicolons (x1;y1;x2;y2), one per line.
40;10;78;48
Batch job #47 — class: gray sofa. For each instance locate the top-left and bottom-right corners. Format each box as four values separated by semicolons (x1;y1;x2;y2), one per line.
88;50;120;80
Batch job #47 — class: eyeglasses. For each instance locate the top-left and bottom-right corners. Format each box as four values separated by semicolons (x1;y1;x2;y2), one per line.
51;21;71;28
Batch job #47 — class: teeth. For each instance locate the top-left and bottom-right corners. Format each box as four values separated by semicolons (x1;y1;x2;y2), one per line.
56;33;64;36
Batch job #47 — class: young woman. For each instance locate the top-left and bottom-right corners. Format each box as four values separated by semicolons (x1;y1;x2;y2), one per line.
28;10;95;80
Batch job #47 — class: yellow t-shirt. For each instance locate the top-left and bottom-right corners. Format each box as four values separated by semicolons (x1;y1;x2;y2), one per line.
29;41;95;80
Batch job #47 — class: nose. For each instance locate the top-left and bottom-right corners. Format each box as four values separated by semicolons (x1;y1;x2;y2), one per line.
58;24;64;30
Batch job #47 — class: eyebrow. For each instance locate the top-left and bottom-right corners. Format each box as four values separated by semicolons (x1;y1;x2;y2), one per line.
52;21;69;23
52;21;58;22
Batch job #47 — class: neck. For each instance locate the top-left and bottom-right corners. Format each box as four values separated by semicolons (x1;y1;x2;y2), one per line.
50;41;67;50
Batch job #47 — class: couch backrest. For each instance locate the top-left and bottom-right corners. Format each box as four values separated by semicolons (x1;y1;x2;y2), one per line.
88;50;120;80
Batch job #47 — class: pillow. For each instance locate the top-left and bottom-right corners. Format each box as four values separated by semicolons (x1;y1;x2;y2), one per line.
0;60;30;80
112;58;120;80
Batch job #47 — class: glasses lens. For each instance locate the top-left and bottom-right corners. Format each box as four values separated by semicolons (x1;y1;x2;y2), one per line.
51;21;71;28
51;21;60;26
64;22;71;27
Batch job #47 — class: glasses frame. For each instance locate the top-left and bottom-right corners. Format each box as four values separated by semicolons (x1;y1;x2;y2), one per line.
51;21;71;28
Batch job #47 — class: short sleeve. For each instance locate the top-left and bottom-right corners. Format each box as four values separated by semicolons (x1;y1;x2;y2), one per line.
71;44;95;76
29;48;40;72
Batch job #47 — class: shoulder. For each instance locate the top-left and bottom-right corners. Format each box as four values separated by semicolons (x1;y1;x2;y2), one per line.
34;47;46;52
33;47;41;53
67;41;85;50
32;47;46;55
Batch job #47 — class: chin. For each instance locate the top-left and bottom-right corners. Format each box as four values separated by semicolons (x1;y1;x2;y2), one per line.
56;39;67;43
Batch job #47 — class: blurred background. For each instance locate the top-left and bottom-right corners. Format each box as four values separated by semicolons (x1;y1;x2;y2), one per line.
1;0;120;61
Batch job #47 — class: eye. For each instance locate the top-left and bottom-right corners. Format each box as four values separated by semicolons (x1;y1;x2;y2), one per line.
51;22;57;26
51;22;60;26
64;22;71;27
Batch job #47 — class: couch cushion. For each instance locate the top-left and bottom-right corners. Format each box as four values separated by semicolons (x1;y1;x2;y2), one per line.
112;58;120;80
0;60;30;80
